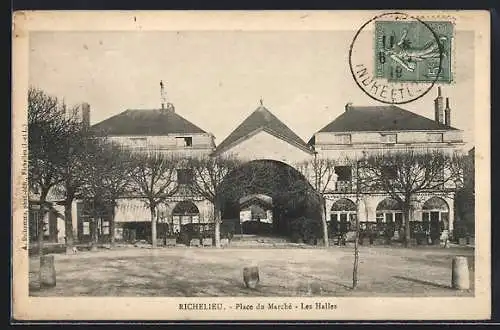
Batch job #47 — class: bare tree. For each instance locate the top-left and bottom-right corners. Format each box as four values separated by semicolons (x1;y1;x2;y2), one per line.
295;155;337;247
80;141;135;248
53;107;97;254
130;152;179;248
28;87;68;281
186;155;241;248
357;149;464;247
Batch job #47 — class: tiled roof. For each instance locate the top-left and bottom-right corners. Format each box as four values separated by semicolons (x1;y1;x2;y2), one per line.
91;108;207;136
213;106;314;155
317;105;459;133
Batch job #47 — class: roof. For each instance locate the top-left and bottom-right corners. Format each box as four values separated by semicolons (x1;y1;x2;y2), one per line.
317;105;459;134
213;105;313;155
91;107;207;136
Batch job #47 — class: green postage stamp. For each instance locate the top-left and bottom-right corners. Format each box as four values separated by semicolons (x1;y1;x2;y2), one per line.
374;20;454;83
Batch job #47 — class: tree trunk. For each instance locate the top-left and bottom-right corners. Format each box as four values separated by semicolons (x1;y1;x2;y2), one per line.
321;197;329;247
403;206;411;248
90;216;99;251
214;204;221;248
64;199;74;255
109;205;116;247
150;207;157;248
37;189;49;288
352;210;360;289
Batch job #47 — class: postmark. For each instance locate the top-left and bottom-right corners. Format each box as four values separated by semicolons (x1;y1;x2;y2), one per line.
375;20;453;83
349;12;454;104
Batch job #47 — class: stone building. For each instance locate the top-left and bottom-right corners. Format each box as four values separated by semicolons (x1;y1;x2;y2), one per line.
80;101;216;242
30;86;467;245
311;87;465;241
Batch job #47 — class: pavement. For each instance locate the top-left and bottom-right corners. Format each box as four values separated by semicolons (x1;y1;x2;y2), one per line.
29;245;475;297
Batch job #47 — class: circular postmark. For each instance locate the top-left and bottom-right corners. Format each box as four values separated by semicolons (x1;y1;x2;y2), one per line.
349;12;450;104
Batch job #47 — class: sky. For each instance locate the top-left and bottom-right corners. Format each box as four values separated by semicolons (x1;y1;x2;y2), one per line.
29;30;475;148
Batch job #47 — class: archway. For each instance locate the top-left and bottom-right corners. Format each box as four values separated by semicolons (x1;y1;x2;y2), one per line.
330;198;356;236
422;196;449;243
171;200;200;234
216;159;322;242
238;194;273;235
376;197;403;238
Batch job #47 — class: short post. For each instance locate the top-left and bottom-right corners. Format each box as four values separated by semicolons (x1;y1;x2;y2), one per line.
243;266;260;289
452;256;470;290
40;255;56;288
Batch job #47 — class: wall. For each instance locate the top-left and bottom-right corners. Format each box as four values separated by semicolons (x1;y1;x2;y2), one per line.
108;133;215;157
219;130;314;166
324;192;455;231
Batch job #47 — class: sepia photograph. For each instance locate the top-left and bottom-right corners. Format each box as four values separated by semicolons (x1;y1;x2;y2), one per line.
11;10;490;320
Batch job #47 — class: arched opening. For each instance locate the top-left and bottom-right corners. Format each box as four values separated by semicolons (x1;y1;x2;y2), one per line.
238;194;273;235
422;196;449;243
216;159;322;244
330;198;356;237
171;200;200;233
376;198;403;238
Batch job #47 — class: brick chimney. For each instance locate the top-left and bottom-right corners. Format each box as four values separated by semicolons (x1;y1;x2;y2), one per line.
444;97;451;126
345;102;353;112
434;87;444;124
80;103;91;128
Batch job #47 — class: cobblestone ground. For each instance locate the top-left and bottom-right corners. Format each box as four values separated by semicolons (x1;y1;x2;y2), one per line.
29;245;475;297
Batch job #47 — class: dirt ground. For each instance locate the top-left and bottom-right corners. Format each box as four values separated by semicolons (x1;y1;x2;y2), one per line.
29;245;475;297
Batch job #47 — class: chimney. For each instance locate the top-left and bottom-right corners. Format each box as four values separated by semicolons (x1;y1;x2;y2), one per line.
80;103;91;128
345;102;353;112
160;80;166;110
444;97;451;126
434;87;444;124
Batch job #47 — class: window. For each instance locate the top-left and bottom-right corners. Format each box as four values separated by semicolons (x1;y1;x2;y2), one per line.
102;221;110;235
335;134;351;144
176;137;193;147
130;137;147;144
427;133;443;142
382;133;397;144
83;221;90;235
335;166;352;181
382;165;398;179
177;168;193;185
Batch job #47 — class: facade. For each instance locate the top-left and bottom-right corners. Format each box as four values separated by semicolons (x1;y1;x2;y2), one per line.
30;87;467;245
85;102;216;242
312;87;465;241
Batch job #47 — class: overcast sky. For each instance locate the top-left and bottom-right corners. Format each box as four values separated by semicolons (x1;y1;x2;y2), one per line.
29;30;475;148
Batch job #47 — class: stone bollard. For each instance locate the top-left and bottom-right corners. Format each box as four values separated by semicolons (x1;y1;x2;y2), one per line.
220;238;229;247
307;281;323;296
40;255;56;288
452;256;470;290
243;266;260;289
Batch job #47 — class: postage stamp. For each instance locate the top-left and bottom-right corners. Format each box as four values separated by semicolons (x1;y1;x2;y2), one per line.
374;20;454;83
349;12;455;104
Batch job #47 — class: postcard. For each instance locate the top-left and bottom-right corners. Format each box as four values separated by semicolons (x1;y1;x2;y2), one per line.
11;10;490;321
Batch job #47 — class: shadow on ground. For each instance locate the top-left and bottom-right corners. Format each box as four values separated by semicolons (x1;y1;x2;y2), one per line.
29;246;475;297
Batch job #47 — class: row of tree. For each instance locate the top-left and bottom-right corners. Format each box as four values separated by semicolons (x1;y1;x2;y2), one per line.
28;87;245;253
29;87;470;256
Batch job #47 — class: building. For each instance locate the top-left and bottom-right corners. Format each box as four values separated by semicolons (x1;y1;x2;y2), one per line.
311;87;465;241
82;100;216;242
29;86;467;245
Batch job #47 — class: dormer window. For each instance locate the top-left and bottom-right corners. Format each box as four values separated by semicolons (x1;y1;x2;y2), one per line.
336;134;351;144
177;168;193;185
427;133;443;142
176;137;193;147
381;133;397;144
130;137;147;144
